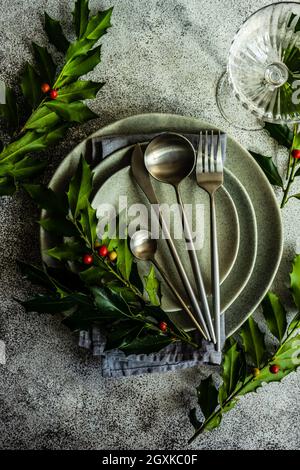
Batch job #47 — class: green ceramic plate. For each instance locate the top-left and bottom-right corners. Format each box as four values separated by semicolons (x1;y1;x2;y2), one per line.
40;113;282;336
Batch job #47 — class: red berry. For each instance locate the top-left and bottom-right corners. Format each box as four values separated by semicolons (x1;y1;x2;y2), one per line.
292;149;300;159
49;89;58;100
159;321;168;332
82;254;93;265
269;364;280;374
41;83;50;93
98;245;108;257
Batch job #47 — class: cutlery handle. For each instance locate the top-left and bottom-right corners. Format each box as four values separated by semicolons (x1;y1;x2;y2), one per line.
175;188;216;344
210;193;221;352
158;213;210;341
152;259;207;339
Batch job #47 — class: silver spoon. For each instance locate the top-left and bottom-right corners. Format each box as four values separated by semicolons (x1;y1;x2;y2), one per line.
144;132;216;343
130;230;208;340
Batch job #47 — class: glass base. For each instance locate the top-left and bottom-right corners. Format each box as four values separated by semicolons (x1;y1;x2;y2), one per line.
216;71;264;132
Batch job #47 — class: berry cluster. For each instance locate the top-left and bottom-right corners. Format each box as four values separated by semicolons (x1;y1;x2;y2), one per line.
41;83;58;100
82;242;117;266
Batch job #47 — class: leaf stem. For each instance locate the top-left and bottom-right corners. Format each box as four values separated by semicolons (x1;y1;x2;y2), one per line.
281;157;297;208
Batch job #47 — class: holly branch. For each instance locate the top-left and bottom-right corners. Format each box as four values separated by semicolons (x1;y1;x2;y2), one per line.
189;254;300;442
19;155;198;354
0;0;113;196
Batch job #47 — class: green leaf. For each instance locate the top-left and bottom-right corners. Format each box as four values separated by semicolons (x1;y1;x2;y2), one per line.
288;193;300;201
294;167;300;177
47;241;84;261
57;81;104;102
288;311;300;334
20;63;42;108
59;45;101;85
67;155;93;218
196;375;219;420
44;12;70;54
79;200;97;246
21;294;75;314
105;321;142;351
61;293;106;331
0;85;18;130
290;254;300;311
261;292;287;342
43;124;70;146
249;152;283;188
18;261;53;290
144;265;160;306
25;105;60;131
84;8;113;40
73;0;90;38
46;100;98;123
119;335;172;356
239;317;266;368
219;340;244;404
0;132;46;163
32;42;56;85
0;176;16;196
9;156;47;179
116;237;133;281
79;266;108;286
39;217;78;237
91;286;131;320
264;122;293;148
23;183;68;215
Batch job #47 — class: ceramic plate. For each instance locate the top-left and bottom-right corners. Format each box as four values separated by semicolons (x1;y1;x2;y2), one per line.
90;148;256;331
40;113;282;336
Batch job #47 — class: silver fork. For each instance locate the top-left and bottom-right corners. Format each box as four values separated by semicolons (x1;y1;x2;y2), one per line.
196;130;227;352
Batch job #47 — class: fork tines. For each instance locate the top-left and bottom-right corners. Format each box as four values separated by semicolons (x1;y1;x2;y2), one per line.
197;130;227;174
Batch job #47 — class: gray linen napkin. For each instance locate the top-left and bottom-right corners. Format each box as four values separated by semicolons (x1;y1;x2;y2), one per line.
79;132;225;378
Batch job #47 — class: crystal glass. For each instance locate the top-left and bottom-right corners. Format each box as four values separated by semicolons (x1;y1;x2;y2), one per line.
228;2;300;124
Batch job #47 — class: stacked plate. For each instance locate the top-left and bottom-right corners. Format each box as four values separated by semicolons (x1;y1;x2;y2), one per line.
41;114;283;337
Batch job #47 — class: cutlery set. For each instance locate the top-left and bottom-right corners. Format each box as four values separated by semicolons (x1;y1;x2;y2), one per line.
130;131;227;350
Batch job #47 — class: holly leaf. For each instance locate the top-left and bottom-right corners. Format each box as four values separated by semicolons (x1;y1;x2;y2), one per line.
84;7;113;40
289;193;300;201
9;156;47;180
189;409;202;431
264;122;293;148
32;42;56;85
144;265;160;306
57;45;101;86
119;335;172;356
0;132;46;163
46;241;84;262
0;85;18;130
0;176;16;196
57;81;104;103
239;317;266;368
79;266;108;286
261;292;287;342
25;105;60;131
61;293;101;330
219;340;244;404
73;0;90;38
67;155;93;218
39;217;77;237
18;261;53;290
91;286;131;320
104;321;142;352
116;236;133;281
249;152;283;188
44;12;70;54
196;375;219;420
23;183;68;215
79;200;97;246
20;294;75;314
46;100;98;123
20;63;42;108
290;254;300;311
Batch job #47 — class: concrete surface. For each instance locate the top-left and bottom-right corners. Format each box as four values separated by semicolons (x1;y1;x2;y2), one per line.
0;0;300;450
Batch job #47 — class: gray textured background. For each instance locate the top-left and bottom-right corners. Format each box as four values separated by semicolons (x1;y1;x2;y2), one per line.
1;0;300;450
